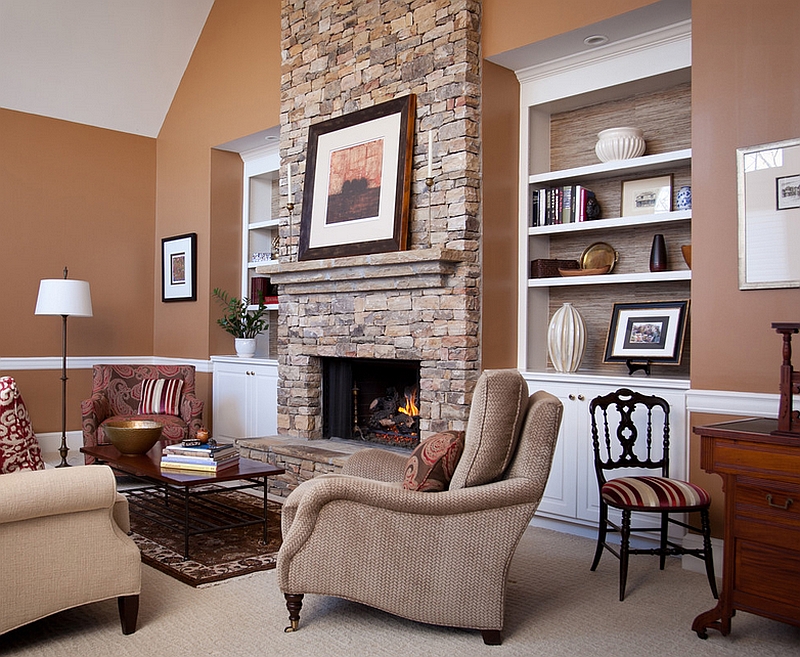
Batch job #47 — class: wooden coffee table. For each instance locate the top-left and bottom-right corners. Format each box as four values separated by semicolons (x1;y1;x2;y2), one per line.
81;443;285;560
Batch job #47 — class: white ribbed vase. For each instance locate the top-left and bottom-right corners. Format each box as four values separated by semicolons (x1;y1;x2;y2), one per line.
547;303;586;373
594;127;646;162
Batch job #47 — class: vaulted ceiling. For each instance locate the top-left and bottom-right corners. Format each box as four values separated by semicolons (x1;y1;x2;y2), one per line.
0;0;214;137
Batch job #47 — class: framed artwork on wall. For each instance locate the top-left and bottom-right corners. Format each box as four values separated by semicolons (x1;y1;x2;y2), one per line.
604;300;689;366
621;175;673;216
298;94;416;261
738;137;800;289
161;233;197;302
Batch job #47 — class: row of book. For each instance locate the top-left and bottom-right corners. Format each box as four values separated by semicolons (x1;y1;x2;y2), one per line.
160;440;239;473
531;185;598;226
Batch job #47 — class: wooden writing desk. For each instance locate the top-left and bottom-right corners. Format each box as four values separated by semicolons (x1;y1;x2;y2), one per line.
692;418;800;638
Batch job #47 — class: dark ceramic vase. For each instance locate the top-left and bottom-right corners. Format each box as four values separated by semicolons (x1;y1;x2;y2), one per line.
649;234;667;272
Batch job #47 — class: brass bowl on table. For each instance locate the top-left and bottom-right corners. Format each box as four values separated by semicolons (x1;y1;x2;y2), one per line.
104;420;163;455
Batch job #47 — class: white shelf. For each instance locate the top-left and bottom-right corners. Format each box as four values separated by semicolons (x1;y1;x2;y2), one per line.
528;270;691;288
528;149;691;186
529;210;690;236
249;219;280;230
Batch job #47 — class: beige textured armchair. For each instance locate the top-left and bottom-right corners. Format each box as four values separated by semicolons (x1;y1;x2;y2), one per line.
277;369;563;645
0;465;141;636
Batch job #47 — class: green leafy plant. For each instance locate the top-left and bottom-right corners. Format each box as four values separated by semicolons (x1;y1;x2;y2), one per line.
212;288;269;339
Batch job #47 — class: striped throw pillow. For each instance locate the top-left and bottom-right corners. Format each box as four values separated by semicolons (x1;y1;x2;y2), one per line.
138;379;183;416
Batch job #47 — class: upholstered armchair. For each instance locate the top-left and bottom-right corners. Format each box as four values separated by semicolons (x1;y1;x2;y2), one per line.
0;465;141;636
277;369;563;645
81;364;204;462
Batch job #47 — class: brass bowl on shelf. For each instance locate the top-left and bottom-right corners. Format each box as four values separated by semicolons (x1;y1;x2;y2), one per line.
103;420;163;455
681;244;692;269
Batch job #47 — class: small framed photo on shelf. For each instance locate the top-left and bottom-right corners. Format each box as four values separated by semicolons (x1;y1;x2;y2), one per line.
604;300;689;365
621;175;673;216
161;233;197;302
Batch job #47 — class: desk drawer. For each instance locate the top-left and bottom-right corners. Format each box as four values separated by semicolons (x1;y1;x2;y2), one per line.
734;477;800;550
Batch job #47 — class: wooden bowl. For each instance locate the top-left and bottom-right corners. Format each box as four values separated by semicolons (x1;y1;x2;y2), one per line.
681;244;692;269
104;420;163;455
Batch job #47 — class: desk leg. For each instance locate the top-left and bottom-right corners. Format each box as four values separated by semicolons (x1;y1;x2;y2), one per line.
692;600;732;639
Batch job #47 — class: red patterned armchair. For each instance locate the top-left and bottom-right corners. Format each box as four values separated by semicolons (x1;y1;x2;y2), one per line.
81;364;204;462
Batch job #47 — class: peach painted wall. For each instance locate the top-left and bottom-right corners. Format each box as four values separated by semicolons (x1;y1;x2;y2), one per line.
691;1;800;394
482;0;654;58
154;0;281;359
0;108;156;431
481;61;520;368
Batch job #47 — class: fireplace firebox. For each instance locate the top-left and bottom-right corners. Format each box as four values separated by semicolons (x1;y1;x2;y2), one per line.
322;357;421;448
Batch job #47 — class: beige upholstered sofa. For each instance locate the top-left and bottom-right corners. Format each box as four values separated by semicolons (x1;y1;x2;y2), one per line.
277;369;563;645
0;465;141;636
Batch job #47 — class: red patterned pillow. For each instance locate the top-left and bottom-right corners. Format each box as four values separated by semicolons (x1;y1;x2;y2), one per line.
138;379;183;416
0;377;45;473
403;431;465;492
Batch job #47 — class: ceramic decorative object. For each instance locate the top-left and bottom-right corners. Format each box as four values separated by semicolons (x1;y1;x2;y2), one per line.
104;420;163;455
235;337;257;358
547;303;586;373
594;127;646;163
681;244;692;269
650;234;668;272
676;185;692;210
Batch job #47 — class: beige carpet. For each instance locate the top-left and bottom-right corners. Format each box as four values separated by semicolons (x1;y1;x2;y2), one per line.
2;526;798;657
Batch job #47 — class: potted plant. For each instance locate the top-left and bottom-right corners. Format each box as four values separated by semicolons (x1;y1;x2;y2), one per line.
212;287;269;358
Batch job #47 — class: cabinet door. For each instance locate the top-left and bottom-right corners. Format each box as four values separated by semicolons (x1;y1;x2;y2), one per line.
250;363;278;436
213;363;250;440
537;386;580;518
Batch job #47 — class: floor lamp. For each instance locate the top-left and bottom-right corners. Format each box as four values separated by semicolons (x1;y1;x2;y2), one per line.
35;267;93;468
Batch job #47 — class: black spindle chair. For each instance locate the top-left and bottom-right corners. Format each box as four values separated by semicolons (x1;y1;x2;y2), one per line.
589;388;718;601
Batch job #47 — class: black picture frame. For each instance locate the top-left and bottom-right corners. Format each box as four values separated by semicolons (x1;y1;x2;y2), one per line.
161;233;197;302
604;300;689;365
298;95;416;261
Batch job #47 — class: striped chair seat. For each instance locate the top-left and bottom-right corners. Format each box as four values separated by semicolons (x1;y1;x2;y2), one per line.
601;476;711;510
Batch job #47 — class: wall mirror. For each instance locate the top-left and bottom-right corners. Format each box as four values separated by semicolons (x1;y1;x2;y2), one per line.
738;137;800;289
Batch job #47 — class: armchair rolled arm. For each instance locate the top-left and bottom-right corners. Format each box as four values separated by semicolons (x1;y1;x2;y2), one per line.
81;392;111;426
340;447;408;481
0;466;119;525
280;475;538;562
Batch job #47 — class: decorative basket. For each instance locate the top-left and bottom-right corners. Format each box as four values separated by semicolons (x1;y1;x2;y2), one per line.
531;259;579;278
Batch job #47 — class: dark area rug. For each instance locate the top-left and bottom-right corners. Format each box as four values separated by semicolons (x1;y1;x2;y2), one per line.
126;487;282;587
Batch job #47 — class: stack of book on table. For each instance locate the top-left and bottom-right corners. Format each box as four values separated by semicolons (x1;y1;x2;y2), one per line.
160;440;239;473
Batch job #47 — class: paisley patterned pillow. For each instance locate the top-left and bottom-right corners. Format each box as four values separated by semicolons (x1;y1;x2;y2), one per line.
403;430;465;492
0;377;45;473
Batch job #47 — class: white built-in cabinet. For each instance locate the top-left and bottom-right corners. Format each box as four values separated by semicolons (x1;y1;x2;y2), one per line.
516;21;694;532
211;357;278;440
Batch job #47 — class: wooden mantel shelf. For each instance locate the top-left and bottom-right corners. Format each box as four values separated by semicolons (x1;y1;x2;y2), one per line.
255;246;470;294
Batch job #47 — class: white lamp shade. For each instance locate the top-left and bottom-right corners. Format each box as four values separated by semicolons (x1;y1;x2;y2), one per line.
35;279;93;317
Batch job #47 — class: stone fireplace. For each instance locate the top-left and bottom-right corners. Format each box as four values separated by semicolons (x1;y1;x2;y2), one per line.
262;0;483;443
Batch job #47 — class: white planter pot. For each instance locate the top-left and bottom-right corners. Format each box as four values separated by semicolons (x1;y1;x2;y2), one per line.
234;338;257;359
547;303;586;373
594;127;646;163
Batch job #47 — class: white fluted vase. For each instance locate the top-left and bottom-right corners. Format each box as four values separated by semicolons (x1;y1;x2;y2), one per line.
547;303;586;373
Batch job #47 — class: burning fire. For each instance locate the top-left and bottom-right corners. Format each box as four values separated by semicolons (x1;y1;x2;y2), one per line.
398;388;419;416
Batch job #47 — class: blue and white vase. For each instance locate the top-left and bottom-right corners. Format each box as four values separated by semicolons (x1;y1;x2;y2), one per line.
676;185;692;211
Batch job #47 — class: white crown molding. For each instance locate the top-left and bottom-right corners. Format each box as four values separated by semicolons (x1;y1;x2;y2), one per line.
1;356;213;373
515;20;691;85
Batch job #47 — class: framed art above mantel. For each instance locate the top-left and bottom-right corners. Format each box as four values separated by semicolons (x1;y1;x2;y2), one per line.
298;95;416;261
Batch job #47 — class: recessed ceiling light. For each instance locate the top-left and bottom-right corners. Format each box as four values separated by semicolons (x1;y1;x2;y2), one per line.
584;34;609;47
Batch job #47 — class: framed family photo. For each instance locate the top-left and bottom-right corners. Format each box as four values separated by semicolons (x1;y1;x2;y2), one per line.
604;300;689;365
738;137;800;289
161;233;197;302
298;95;416;261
